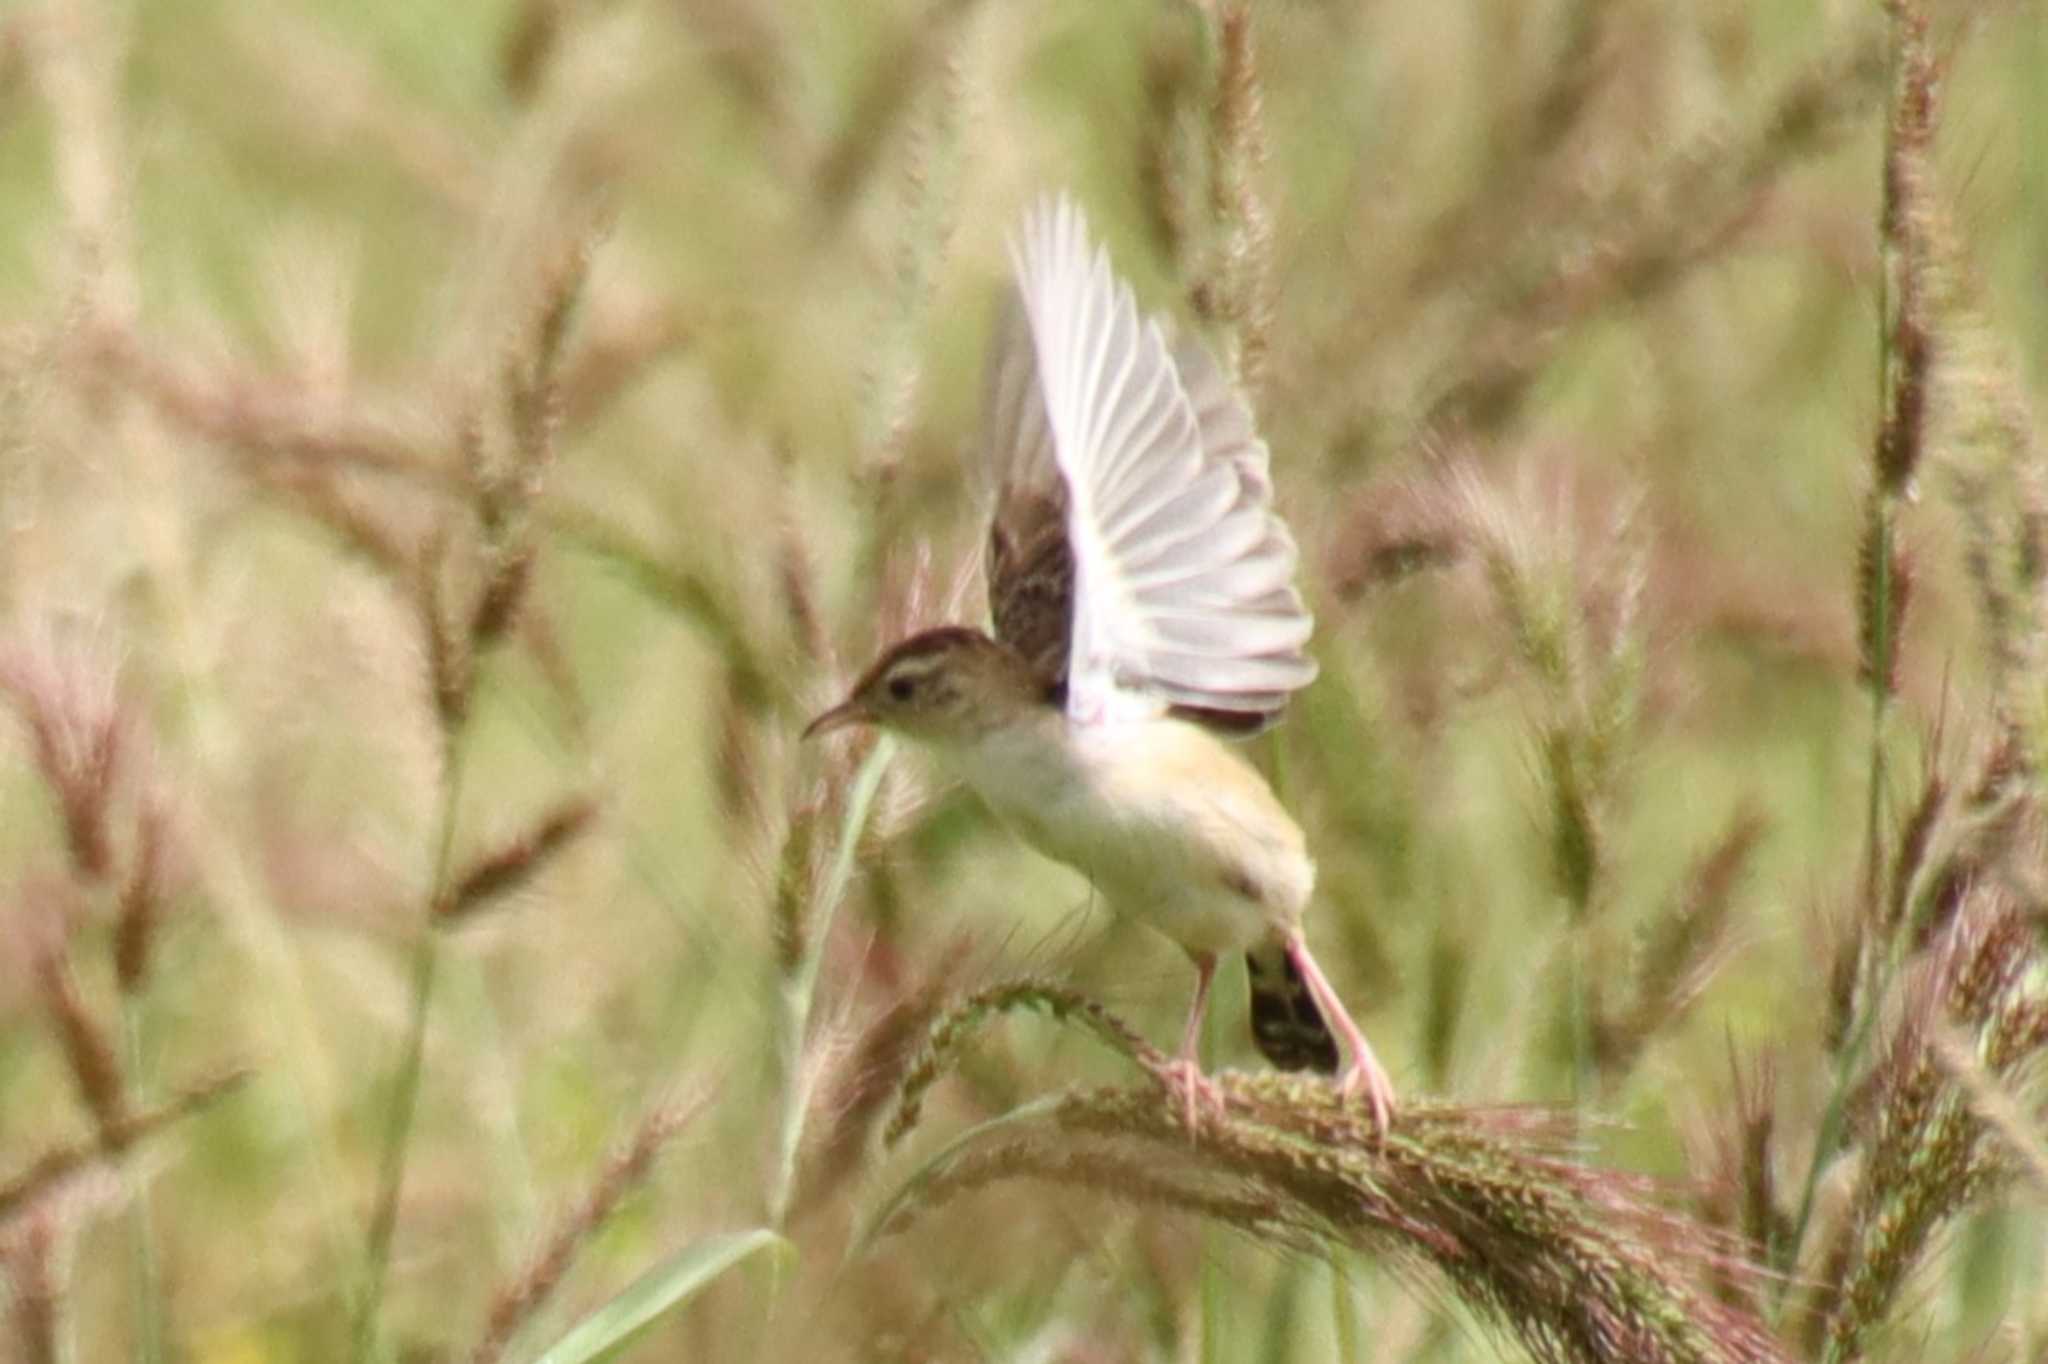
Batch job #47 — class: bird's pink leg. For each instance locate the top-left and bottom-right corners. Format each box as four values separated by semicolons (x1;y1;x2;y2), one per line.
1163;952;1225;1132
1285;934;1396;1137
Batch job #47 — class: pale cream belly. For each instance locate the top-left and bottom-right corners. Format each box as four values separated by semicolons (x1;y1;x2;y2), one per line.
988;786;1276;956
945;713;1312;957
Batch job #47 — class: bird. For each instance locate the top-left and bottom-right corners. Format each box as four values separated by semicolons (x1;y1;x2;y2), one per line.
804;194;1395;1135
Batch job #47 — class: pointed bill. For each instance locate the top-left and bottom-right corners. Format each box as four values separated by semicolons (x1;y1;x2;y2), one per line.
802;697;868;739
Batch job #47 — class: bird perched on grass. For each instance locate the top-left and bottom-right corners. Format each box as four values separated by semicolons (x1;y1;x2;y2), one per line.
805;194;1395;1134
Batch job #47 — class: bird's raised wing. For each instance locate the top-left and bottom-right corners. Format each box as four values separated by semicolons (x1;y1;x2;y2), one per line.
996;193;1315;729
973;290;1075;690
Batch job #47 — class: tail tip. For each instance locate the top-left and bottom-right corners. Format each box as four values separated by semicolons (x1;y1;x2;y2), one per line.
1246;948;1341;1075
1252;1024;1340;1074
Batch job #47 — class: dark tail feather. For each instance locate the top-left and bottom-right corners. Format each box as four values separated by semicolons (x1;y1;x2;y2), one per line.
1246;941;1339;1074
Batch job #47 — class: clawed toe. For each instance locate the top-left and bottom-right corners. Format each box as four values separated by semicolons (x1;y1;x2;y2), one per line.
1163;1058;1227;1134
1335;1057;1397;1140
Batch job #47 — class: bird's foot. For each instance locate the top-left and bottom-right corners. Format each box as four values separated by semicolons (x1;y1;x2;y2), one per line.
1161;1057;1227;1135
1335;1052;1397;1141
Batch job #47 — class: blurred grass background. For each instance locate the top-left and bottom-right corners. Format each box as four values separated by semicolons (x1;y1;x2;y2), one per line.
0;0;2044;1360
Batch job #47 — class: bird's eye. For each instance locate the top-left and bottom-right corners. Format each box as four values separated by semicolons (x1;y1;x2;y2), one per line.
887;674;916;702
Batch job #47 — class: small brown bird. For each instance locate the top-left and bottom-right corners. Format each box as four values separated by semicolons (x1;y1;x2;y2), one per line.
806;195;1395;1133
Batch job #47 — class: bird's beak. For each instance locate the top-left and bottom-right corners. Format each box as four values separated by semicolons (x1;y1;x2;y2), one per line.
802;696;869;740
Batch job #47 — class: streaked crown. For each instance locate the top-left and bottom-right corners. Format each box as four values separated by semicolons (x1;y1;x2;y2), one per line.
804;627;1047;745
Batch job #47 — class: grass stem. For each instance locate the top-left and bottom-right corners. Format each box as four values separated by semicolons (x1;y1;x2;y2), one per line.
353;928;443;1361
353;747;468;1360
119;1005;162;1364
765;738;895;1229
1776;7;1913;1290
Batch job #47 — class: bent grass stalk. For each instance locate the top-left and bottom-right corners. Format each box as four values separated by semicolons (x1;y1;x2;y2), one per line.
1777;0;1936;1296
119;449;366;1337
869;982;1789;1364
0;1069;252;1222
766;738;896;1229
117;1000;161;1364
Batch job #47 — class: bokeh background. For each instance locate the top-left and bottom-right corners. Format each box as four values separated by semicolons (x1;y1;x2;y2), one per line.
0;0;2045;1359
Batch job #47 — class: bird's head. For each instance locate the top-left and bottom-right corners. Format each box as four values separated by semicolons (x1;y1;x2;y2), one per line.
803;627;1045;747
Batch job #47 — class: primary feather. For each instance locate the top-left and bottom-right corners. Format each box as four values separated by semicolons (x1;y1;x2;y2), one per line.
981;194;1317;731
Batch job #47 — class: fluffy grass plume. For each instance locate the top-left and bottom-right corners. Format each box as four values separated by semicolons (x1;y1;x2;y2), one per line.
874;982;1786;1364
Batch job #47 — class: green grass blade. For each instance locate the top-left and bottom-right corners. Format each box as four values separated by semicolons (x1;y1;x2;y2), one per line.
767;737;897;1227
532;1228;790;1364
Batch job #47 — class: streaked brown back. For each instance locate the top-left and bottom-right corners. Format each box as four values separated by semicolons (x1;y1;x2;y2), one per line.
986;489;1073;691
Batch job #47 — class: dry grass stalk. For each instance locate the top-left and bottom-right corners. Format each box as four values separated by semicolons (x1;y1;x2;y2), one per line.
467;1094;706;1364
1949;457;2048;739
356;216;602;1354
1811;892;2043;1361
1134;33;1199;272
222;7;489;215
91;321;449;485
1902;731;2032;951
1448;467;1651;1087
34;943;129;1146
884;980;1165;1148
809;0;979;219
410;224;592;734
419;531;475;735
770;794;828;976
499;0;565;101
557;299;694;429
1770;14;2048;1335
547;502;783;713
1930;1025;2048;1196
1;1210;59;1364
1881;761;1945;941
1196;2;1273;396
776;480;830;669
1727;1052;1789;1294
1595;809;1765;1078
787;938;974;1224
1325;474;1466;601
1820;897;1867;1062
0;636;127;884
711;662;766;828
1872;0;1938;497
1909;25;2048;750
1396;25;1890;446
112;797;168;998
877;983;1788;1364
1396;0;1606;305
765;725;900;1229
1851;514;1913;696
473;229;593;643
1795;0;1953;1273
0;1068;251;1222
0;13;35;99
434;796;601;926
852;25;968;501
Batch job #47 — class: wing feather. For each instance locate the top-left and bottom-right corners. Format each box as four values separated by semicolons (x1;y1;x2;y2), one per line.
973;290;1073;685
1007;195;1316;728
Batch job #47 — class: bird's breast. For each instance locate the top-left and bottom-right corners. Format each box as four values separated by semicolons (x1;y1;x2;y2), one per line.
946;717;1314;953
